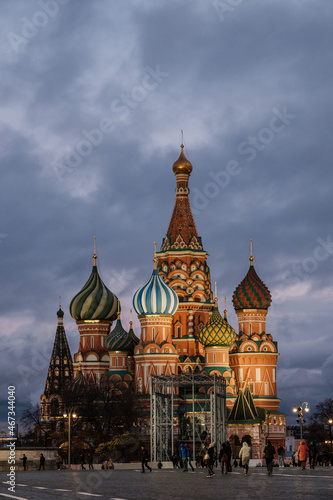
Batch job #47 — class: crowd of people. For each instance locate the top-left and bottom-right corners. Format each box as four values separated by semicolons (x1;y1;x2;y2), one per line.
18;439;332;474
292;442;333;469
170;439;332;477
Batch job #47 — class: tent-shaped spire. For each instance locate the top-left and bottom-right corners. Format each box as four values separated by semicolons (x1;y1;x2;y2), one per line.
43;306;73;398
243;385;258;419
228;389;258;422
160;144;203;252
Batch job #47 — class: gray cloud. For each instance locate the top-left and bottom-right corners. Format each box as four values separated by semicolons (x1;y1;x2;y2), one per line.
0;0;332;427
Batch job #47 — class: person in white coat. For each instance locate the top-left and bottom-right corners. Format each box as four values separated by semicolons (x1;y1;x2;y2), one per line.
239;441;251;475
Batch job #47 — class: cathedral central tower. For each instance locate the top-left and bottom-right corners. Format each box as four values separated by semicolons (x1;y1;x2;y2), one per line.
156;144;214;371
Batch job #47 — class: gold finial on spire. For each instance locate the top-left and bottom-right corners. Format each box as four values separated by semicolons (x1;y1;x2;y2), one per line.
224;296;227;320
93;236;97;266
78;352;82;372
172;133;192;175
117;299;120;320
153;241;157;269
59;296;61;309
130;308;133;329
214;281;218;305
250;238;254;266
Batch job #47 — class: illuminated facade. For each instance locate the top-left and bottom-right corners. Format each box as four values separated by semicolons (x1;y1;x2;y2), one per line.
41;144;286;455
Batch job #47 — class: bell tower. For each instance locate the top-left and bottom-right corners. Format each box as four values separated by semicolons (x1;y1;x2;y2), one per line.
156;143;214;371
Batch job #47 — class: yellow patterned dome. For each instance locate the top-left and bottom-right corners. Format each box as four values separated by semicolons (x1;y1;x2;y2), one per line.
197;299;235;347
172;144;193;175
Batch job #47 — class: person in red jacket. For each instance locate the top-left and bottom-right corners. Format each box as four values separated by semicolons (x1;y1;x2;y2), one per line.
297;441;309;470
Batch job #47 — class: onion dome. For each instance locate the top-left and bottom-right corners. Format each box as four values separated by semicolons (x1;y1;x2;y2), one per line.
106;309;138;353
197;298;236;347
70;246;119;321
57;307;64;318
172;144;193;175
128;310;139;348
232;255;271;311
133;251;178;316
71;364;88;391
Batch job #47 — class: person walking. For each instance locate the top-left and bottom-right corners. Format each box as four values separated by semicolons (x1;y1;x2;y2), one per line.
263;440;275;475
239;441;251;475
38;453;45;471
88;455;94;470
297;440;309;470
207;443;215;477
55;453;61;470
292;451;297;467
308;442;317;470
185;444;194;471
278;445;285;468
219;443;229;474
226;441;232;472
171;452;179;468
179;443;188;471
20;454;27;471
141;445;152;473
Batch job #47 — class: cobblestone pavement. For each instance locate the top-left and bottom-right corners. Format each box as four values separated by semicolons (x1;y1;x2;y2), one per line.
1;466;333;500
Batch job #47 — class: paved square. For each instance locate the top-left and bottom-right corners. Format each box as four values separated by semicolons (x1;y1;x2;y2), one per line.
1;466;333;500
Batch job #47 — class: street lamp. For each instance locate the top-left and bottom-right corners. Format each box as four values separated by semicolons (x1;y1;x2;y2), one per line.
63;410;77;468
292;402;310;441
265;410;271;442
328;419;333;444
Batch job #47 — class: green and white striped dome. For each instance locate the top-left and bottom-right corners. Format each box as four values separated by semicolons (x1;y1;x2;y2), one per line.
70;256;119;321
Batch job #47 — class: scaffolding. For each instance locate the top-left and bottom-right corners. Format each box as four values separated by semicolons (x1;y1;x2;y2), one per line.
150;373;226;462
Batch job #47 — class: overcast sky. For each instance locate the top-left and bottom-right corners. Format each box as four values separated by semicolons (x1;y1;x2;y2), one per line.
0;0;332;430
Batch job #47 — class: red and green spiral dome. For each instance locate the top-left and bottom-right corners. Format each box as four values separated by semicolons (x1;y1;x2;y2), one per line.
232;258;271;310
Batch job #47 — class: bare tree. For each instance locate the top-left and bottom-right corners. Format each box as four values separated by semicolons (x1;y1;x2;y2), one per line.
20;404;51;446
309;398;333;443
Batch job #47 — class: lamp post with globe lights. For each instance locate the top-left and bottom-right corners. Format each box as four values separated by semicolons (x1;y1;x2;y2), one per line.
328;418;333;444
292;402;310;441
63;410;77;468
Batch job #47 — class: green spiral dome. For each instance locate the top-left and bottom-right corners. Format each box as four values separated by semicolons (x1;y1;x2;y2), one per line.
70;265;119;321
197;301;236;347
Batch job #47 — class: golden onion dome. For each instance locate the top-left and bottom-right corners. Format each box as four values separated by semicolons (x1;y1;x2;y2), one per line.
172;144;193;175
197;299;236;347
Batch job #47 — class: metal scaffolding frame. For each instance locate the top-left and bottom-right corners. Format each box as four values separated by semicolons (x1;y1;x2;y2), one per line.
150;373;226;462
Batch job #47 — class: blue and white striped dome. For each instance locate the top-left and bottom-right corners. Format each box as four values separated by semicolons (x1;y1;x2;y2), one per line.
133;269;178;316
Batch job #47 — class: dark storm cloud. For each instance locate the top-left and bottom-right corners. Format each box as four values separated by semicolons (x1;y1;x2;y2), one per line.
0;0;332;426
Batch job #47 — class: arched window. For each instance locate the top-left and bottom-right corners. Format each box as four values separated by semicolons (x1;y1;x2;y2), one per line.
91;336;94;348
50;399;59;416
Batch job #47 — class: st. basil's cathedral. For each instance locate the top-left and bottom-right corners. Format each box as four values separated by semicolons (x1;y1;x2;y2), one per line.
40;144;286;459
